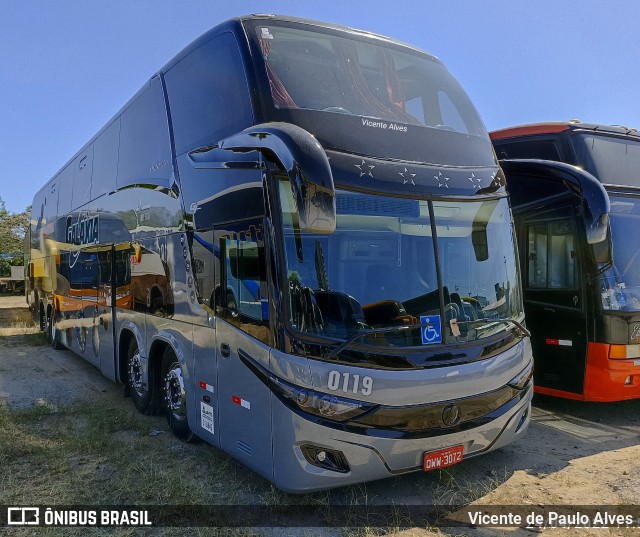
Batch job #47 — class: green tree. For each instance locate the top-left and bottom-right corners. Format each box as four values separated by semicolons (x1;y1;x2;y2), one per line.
0;198;30;255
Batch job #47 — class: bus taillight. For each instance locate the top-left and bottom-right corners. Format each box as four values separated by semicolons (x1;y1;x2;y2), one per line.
609;344;640;360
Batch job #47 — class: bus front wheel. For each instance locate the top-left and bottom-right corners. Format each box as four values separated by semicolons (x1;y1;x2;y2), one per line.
162;346;196;442
127;339;160;415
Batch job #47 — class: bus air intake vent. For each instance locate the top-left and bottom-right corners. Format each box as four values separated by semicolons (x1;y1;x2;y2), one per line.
237;440;252;456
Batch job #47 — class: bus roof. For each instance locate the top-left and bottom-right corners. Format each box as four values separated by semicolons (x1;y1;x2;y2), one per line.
34;15;440;204
490;121;640;141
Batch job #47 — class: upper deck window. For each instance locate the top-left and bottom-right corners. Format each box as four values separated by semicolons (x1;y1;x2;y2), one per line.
572;133;640;186
165;32;253;155
493;138;562;161
253;24;485;137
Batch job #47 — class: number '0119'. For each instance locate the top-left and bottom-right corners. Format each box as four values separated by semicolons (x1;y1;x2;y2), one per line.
327;370;373;396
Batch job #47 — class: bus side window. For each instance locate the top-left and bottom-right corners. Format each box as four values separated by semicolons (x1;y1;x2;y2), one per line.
494;139;562;161
118;76;172;188
527;224;548;288
164;32;253;156
527;220;577;289
114;247;131;289
213;220;269;341
190;229;217;309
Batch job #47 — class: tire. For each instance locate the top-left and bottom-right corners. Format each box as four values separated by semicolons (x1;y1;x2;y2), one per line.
48;306;64;350
162;346;196;441
127;338;161;415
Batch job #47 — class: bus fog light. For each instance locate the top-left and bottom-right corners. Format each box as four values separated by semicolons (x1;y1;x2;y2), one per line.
300;445;349;473
625;376;632;385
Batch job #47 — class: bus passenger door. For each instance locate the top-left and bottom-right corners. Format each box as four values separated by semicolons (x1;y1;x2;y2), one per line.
213;220;274;479
80;248;101;367
95;245;129;381
522;216;589;395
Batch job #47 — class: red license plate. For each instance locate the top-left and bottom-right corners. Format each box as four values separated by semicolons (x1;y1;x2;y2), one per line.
423;445;464;472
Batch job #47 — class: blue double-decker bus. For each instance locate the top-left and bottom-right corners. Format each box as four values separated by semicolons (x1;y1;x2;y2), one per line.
26;15;532;492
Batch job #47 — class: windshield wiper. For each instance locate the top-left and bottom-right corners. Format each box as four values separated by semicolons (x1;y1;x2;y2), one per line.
325;317;530;361
455;317;531;338
326;323;425;360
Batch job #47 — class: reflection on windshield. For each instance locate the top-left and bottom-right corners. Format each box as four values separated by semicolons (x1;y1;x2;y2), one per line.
255;24;486;137
280;182;523;347
600;197;640;312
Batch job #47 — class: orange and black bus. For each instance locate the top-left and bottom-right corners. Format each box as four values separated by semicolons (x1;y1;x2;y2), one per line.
492;121;640;401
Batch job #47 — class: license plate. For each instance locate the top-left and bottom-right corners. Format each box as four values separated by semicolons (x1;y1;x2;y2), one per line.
423;445;464;472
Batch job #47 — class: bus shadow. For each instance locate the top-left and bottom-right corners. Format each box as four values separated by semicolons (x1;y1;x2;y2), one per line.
530;393;640;447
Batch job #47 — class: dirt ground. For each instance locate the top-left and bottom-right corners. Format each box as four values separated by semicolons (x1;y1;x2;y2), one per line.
1;294;640;536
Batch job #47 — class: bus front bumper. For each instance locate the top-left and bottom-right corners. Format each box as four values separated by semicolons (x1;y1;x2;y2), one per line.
271;381;532;493
582;342;640;402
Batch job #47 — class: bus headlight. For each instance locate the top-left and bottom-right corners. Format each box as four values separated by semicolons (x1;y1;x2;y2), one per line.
269;374;375;422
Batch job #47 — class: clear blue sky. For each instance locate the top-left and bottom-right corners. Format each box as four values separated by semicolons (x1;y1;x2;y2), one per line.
2;0;639;214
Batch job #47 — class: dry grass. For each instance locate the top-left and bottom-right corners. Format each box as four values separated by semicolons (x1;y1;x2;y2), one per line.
0;400;272;536
0;399;462;536
0;313;477;537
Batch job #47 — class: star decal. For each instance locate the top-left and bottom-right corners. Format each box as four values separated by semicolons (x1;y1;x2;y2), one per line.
399;167;416;185
490;171;503;188
468;173;482;190
355;159;375;178
434;171;449;188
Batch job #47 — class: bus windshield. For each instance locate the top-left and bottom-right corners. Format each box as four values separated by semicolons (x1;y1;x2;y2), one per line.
247;20;493;166
572;133;640;187
599;196;640;312
279;182;523;349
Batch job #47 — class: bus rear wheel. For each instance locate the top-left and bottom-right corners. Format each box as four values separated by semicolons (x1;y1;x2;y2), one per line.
127;339;160;415
48;306;64;350
162;346;196;441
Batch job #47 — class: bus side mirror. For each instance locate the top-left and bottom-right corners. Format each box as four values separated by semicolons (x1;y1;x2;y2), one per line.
582;189;609;245
471;228;489;262
471;199;498;262
218;123;336;234
577;170;612;263
500;159;613;265
591;230;613;265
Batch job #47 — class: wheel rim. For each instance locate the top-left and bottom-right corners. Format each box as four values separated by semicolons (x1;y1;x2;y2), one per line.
51;312;57;341
164;364;187;420
128;351;146;397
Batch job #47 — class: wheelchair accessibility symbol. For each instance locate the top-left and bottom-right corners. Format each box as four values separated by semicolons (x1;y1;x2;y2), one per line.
420;315;442;345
